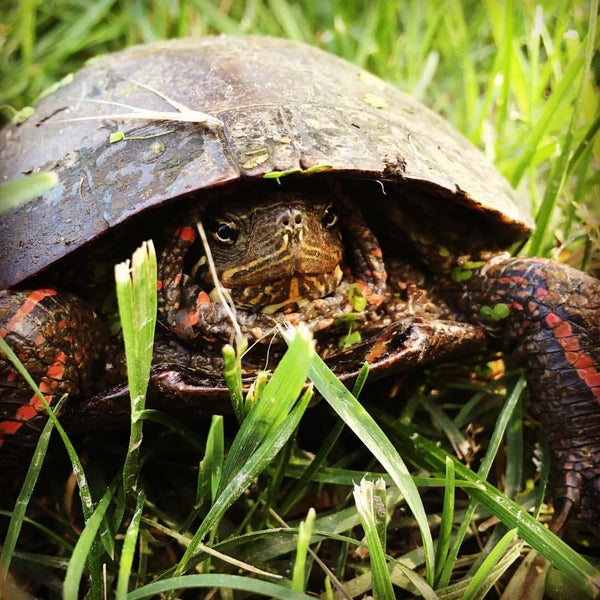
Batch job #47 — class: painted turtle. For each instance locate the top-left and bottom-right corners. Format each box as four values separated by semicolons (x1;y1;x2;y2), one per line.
0;36;598;533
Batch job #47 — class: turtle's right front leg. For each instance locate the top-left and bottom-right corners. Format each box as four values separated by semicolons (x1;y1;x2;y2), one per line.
157;221;276;344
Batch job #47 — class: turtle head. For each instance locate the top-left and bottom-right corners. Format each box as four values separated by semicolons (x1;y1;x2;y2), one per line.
197;191;344;313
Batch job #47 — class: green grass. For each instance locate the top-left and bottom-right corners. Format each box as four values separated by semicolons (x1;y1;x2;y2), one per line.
1;1;599;599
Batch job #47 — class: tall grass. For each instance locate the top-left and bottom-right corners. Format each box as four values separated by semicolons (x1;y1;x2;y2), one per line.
1;1;598;598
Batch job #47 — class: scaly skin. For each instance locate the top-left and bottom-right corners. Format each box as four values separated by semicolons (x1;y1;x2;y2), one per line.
460;256;600;532
0;289;107;487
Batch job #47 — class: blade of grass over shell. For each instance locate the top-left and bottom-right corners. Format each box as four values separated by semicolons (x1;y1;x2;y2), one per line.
307;352;436;586
115;240;157;494
0;172;58;213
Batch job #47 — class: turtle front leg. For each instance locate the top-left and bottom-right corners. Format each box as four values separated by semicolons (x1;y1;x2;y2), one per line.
157;222;276;344
462;255;600;533
339;198;387;302
0;289;107;487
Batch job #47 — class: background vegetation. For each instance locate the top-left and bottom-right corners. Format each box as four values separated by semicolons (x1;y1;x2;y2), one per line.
1;1;598;598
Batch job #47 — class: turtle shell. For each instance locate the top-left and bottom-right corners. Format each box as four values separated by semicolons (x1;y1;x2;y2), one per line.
0;35;532;289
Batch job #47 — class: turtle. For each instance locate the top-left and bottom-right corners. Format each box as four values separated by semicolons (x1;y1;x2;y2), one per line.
0;36;598;535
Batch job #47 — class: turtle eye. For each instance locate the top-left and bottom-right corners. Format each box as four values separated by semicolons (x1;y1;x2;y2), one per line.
211;220;239;245
321;204;339;230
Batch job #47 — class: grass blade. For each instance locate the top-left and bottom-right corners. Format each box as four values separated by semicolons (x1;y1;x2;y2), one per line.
197;415;224;505
115;241;157;494
175;328;314;573
353;478;395;598
0;172;58;213
63;485;113;600
116;488;145;599
434;457;455;586
126;573;315;599
308;353;436;586
463;528;518;600
291;508;316;593
385;421;600;597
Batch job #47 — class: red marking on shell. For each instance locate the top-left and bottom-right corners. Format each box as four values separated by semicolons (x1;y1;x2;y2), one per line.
34;335;44;346
562;336;581;352
536;287;549;299
29;394;45;411
505;275;529;285
579;367;600;382
553;321;573;339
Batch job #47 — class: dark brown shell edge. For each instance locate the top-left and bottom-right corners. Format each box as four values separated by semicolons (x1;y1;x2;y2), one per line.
0;35;532;289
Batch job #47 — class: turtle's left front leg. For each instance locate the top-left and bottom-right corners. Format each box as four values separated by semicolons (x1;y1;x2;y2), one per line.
462;255;600;533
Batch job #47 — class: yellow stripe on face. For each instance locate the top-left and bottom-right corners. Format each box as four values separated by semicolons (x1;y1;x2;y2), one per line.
200;193;344;311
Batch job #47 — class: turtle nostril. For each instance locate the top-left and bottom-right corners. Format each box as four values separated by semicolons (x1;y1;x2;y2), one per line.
279;209;303;229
